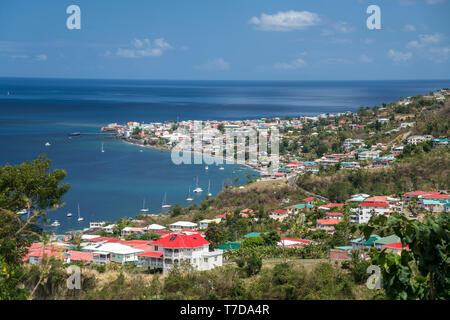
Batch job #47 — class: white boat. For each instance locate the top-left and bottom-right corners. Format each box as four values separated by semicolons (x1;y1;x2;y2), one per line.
51;220;60;227
101;143;105;153
17;209;27;215
219;166;224;170
205;166;209;170
193;176;203;193
139;149;143;153
140;198;149;212
45;142;51;147
77;204;84;221
207;180;212;197
186;187;194;201
67;212;73;217
161;193;171;208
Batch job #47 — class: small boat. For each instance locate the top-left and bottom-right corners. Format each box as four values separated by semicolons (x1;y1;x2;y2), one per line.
51;220;60;227
207;180;212;197
186;187;193;201
193;176;202;193
101;143;105;153
161;193;171;208
67;212;73;217
139;149;143;153
219;166;224;170
69;132;81;136
17;209;27;215
45;142;51;147
77;204;84;221
140;199;149;212
205;166;209;170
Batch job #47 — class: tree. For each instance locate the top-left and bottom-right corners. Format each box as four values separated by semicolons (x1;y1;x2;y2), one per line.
204;223;226;249
0;155;70;265
363;213;449;300
0;156;70;299
262;231;281;246
241;236;265;248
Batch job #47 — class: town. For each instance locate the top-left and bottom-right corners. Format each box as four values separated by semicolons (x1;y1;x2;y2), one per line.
2;88;449;300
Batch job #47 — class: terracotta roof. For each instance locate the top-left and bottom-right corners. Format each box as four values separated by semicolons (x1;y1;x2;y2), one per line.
383;242;409;249
67;250;93;262
151;233;209;248
358;202;390;207
316;218;341;225
304;197;315;202
422;194;449;199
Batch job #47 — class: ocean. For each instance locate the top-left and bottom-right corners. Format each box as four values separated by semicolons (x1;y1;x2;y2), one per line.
0;78;449;232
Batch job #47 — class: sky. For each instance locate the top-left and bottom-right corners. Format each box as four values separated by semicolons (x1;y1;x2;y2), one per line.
0;0;449;80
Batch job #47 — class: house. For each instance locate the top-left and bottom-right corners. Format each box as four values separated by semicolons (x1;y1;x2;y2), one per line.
318;203;344;211
286;204;313;217
418;194;450;212
326;212;344;220
199;218;222;230
66;250;94;263
137;233;223;274
373;235;401;250
303;197;315;204
407;135;433;145
432;138;449;148
316;218;341;231
143;224;166;232
350;235;381;249
121;227;144;237
382;242;409;255
103;224;116;234
89;222;106;230
269;209;289;221
239;208;255;218
349;202;390;224
169;221;198;231
347;194;370;202
358;150;381;161
277;238;312;247
24;243;70;264
83;242;144;264
401;191;441;202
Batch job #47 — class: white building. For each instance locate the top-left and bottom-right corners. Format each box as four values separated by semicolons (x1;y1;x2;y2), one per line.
169;221;198;231
350;202;390;224
407;135;433;145
137;233;223;274
358;150;381;161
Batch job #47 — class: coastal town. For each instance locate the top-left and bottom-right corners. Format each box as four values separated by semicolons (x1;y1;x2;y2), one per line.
14;88;449;292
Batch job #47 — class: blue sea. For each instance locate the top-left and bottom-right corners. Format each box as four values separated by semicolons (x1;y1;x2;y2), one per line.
0;78;449;232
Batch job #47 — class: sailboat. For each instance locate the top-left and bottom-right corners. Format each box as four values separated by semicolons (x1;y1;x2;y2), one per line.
45;142;51;147
207;180;212;197
205;165;209;170
161;193;171;208
140;198;149;212
67;212;73;217
77;204;84;221
186;187;194;201
193;176;203;193
51;220;60;227
101;143;105;153
219;166;224;170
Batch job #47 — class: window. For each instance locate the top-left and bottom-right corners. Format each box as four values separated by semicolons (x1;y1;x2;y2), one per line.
154;246;158;251
215;256;218;261
204;258;208;263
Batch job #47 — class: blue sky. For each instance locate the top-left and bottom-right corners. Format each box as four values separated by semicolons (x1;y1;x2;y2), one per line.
0;0;449;80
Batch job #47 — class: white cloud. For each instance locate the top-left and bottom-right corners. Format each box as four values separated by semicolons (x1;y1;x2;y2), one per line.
194;58;230;71
407;33;445;48
360;54;373;63
322;21;355;36
425;47;450;62
35;54;47;61
403;24;416;32
11;54;29;60
249;11;321;31
364;38;375;45
115;38;172;58
273;57;307;70
387;49;412;62
425;0;447;4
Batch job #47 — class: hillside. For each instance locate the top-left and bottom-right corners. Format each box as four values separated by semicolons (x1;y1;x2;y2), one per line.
296;147;450;202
